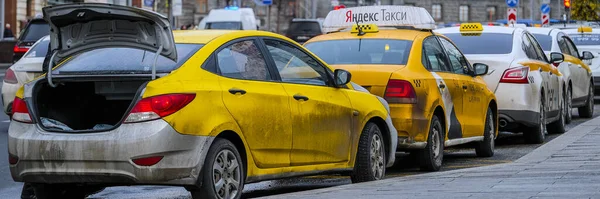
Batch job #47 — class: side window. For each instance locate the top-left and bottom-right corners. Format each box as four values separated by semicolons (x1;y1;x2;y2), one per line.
522;34;538;60
264;39;330;86
527;34;548;62
422;37;451;72
557;36;571;55
216;40;271;80
439;37;470;74
564;37;580;57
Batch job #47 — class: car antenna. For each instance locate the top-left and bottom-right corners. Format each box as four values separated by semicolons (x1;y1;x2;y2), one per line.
152;45;163;80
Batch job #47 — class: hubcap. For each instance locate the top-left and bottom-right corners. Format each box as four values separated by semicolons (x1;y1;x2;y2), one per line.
488;111;495;150
431;126;442;165
213;149;241;199
567;89;572;120
540;102;546;136
590;86;594;108
370;133;384;180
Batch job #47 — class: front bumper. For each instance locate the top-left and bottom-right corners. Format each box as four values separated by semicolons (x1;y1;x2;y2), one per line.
8;119;214;185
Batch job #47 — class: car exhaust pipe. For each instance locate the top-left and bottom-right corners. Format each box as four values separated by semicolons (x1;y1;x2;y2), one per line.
499;119;508;128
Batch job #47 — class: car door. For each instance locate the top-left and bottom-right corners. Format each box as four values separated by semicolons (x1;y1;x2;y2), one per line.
216;38;293;168
564;36;592;100
261;38;354;166
438;37;485;138
422;36;464;140
526;33;560;115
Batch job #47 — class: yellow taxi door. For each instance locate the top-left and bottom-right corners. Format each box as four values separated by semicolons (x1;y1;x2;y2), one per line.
262;39;354;166
215;39;292;168
438;37;486;137
423;36;465;139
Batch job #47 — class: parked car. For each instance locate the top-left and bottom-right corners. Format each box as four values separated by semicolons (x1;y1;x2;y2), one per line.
305;6;498;172
9;4;398;199
2;35;48;116
286;18;324;43
436;24;566;143
563;26;600;96
12;17;49;63
198;7;259;30
528;27;595;121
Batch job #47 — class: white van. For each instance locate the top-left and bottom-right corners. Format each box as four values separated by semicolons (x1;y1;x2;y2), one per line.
198;8;259;30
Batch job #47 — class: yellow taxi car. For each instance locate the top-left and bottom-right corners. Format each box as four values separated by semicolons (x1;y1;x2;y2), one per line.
8;4;397;199
305;6;498;171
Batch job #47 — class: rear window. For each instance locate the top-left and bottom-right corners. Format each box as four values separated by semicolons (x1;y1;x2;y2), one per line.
570;34;600;45
53;44;203;75
21;22;50;41
287;22;322;34
443;33;514;54
304;39;412;65
23;39;49;58
532;34;553;51
206;22;242;30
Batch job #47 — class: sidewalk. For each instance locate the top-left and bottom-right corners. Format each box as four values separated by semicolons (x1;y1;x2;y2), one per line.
263;116;600;199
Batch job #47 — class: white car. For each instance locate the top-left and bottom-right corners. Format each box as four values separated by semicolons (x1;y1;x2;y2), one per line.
563;27;600;97
436;24;566;144
1;35;49;116
529;28;595;121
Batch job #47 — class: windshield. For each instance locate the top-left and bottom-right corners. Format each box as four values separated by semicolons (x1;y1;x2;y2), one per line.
569;34;600;45
22;22;50;41
206;22;242;30
532;34;553;51
443;33;513;54
53;44;203;75
304;39;412;65
287;22;321;35
23;39;49;58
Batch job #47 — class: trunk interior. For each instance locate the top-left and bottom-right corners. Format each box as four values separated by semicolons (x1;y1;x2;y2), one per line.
33;79;148;131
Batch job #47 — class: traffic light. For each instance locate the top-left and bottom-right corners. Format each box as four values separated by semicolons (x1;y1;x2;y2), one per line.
334;4;346;10
564;0;571;8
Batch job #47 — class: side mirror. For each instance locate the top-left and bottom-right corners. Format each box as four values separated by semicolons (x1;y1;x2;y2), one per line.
582;51;595;60
333;69;352;87
549;52;564;64
473;63;489;76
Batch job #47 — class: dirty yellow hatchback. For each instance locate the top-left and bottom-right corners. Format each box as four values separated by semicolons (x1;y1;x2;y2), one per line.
7;3;397;199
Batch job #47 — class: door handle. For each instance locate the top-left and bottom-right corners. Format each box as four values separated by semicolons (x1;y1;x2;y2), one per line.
228;88;247;95
462;85;468;90
293;94;309;101
439;84;446;89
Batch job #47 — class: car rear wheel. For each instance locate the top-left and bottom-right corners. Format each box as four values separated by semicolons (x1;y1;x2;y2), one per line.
475;108;495;157
548;92;567;134
525;97;546;144
191;138;244;199
351;122;385;183
418;115;444;171
578;83;594;118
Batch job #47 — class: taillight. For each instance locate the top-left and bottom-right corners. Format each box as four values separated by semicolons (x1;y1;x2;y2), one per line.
13;45;29;54
124;94;196;123
500;67;529;84
4;68;18;84
552;63;559;67
384;80;417;104
12;97;32;123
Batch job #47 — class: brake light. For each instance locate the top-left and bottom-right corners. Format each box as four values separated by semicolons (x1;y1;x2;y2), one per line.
12;97;32;123
500;67;530;84
4;68;18;84
124;94;196;123
552;63;559;67
384;80;417;104
13;45;29;54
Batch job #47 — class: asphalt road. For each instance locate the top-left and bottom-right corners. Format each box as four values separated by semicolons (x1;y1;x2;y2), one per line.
0;65;597;198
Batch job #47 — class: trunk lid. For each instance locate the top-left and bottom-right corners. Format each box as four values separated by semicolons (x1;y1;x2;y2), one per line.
465;54;514;92
330;64;405;96
43;3;177;65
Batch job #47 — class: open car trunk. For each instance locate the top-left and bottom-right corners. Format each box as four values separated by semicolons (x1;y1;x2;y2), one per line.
33;79;148;131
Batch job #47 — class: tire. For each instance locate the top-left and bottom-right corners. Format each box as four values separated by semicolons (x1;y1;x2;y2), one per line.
191;138;244;199
21;183;35;199
475;108;495;157
32;184;87;199
351;122;386;183
548;91;567;134
565;87;572;124
525;97;546;144
418;115;444;171
578;83;594;118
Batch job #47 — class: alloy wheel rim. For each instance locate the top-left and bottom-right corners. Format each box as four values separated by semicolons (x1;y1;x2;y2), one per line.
540;102;546;137
590;86;594;108
213;149;241;199
488;111;495;150
431;125;442;165
567;89;572;121
370;133;384;180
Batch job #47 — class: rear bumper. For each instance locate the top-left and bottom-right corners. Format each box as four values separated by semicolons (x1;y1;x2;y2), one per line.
498;110;539;130
8;119;214;186
389;103;429;150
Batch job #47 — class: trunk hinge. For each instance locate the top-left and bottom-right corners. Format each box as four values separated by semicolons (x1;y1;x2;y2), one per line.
47;51;59;88
152;45;164;80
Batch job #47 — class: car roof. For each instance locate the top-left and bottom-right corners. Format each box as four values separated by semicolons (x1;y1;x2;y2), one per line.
173;30;290;44
307;29;431;43
435;26;518;34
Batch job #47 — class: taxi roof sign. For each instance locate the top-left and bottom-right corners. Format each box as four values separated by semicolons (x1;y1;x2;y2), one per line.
578;26;593;33
459;23;483;32
351;24;379;33
322;5;435;32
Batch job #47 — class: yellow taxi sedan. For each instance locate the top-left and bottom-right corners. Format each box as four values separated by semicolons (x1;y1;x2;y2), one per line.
8;3;397;199
305;5;498;171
